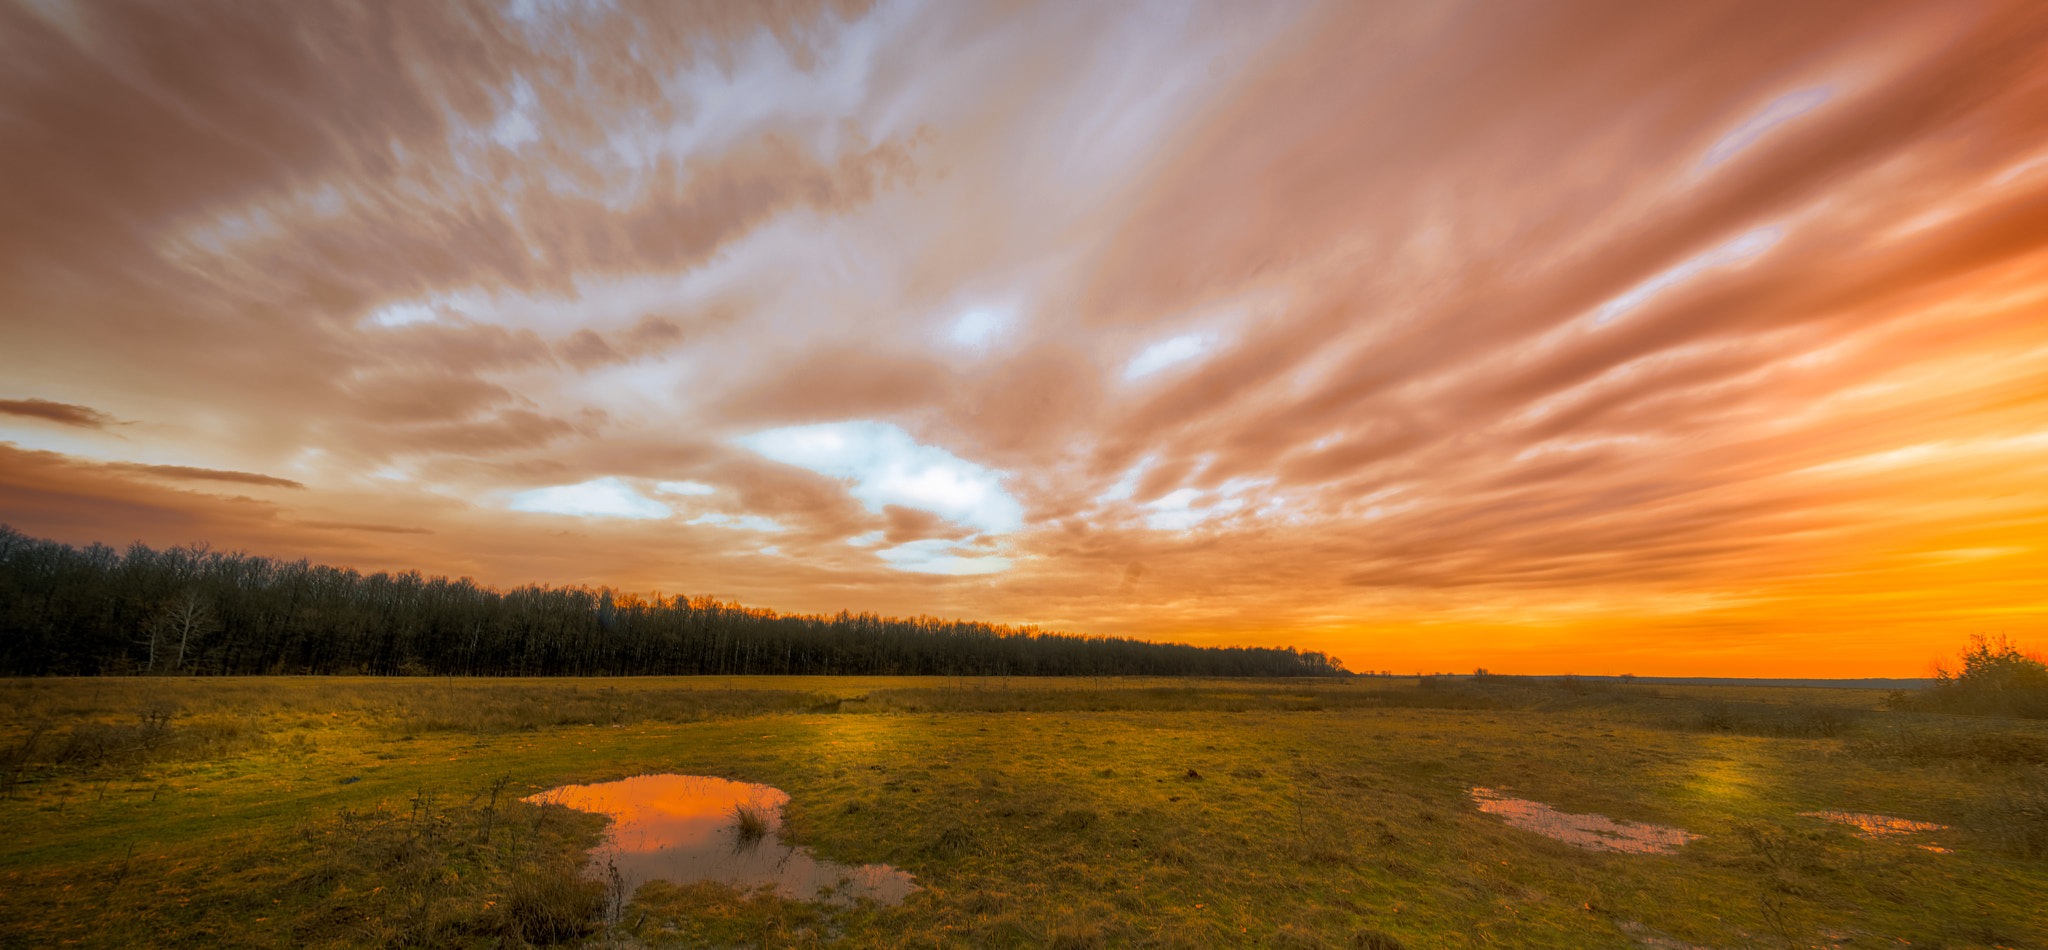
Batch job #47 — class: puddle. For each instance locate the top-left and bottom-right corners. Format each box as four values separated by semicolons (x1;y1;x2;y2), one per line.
1801;810;1952;852
1469;788;1701;854
526;774;919;908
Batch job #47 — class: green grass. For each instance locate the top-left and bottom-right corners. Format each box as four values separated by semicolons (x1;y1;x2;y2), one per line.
2;676;2045;948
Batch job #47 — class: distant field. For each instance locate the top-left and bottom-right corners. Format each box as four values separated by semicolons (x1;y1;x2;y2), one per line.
2;675;2044;949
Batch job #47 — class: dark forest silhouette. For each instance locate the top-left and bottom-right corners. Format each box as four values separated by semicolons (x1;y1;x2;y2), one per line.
0;526;1347;678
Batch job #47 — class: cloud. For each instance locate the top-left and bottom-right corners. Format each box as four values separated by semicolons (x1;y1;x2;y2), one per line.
736;421;1024;534
950;304;1012;347
0;398;119;429
5;0;2048;675
296;520;435;535
104;463;305;489
557;330;623;369
1141;487;1245;531
877;539;1011;576
509;477;672;519
1701;87;1834;169
1593;226;1783;324
717;352;955;422
1125;334;1214;379
687;513;786;532
883;504;977;544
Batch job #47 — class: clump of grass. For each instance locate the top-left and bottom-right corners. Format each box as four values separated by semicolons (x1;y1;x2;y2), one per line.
626;879;840;949
1850;727;2048;767
1966;767;2048;858
1051;808;1098;833
1351;929;1409;949
732;802;771;842
1676;698;1863;737
290;784;609;947
931;824;981;857
495;853;609;945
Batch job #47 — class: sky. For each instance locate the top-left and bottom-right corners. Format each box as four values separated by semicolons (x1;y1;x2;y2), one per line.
3;0;2046;677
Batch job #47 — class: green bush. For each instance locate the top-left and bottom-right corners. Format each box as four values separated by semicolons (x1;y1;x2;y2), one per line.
1889;635;2048;719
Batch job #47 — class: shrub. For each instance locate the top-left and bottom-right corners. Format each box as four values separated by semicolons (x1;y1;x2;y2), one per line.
1893;635;2048;719
1681;698;1863;737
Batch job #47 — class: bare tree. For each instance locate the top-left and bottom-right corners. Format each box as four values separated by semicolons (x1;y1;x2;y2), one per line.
154;589;215;673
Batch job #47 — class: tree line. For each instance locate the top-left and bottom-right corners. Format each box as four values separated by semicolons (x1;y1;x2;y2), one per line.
0;526;1349;678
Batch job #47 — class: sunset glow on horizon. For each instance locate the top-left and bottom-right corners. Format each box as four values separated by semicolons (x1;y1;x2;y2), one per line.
4;0;2046;677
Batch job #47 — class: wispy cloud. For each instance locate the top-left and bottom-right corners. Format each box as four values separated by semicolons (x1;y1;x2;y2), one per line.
3;0;2046;675
104;463;305;489
0;398;119;429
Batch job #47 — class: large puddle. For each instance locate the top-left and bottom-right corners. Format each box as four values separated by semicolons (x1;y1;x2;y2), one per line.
1801;810;1952;852
1470;788;1701;854
526;774;919;908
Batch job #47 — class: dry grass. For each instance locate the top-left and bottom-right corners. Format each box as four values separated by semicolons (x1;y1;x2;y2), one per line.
3;675;2046;948
732;802;771;842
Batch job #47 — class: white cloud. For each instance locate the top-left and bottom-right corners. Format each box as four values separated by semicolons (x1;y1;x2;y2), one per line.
877;539;1012;575
1701;86;1832;169
656;480;718;495
1143;488;1205;530
687;513;786;532
368;301;441;327
1142;487;1245;531
1095;456;1153;504
736;421;1024;534
509;477;672;519
489;76;540;149
846;530;885;547
1593;225;1783;325
950;304;1012;347
1125;333;1212;379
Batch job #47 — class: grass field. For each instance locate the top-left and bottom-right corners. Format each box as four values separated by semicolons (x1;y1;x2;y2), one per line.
3;675;2045;949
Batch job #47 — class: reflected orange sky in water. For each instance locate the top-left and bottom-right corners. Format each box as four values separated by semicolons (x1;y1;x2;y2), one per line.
3;0;2046;675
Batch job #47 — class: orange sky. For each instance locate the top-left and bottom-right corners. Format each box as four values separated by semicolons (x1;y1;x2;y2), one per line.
3;0;2046;677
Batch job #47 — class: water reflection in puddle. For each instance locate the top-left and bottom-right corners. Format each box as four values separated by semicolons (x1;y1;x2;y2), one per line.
526;774;919;907
1801;810;1952;852
1469;788;1701;854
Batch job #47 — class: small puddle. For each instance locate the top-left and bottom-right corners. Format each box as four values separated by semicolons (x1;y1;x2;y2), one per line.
526;774;919;908
1470;788;1701;854
1801;810;1952;852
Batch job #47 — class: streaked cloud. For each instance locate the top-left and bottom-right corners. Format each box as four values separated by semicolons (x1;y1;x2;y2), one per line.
1701;87;1833;169
687;512;786;532
878;539;1011;576
1125;334;1213;380
1593;226;1784;325
3;0;2046;675
510;478;672;519
102;463;307;490
737;421;1024;535
0;398;119;429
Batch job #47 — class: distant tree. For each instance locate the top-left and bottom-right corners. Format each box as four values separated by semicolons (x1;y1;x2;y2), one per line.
0;526;1361;679
1890;635;2048;719
152;589;217;673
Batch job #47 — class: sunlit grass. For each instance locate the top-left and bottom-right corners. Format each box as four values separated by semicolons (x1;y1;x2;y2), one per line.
1;675;2044;948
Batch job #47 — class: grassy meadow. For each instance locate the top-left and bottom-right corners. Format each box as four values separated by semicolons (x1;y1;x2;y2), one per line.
2;675;2045;949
